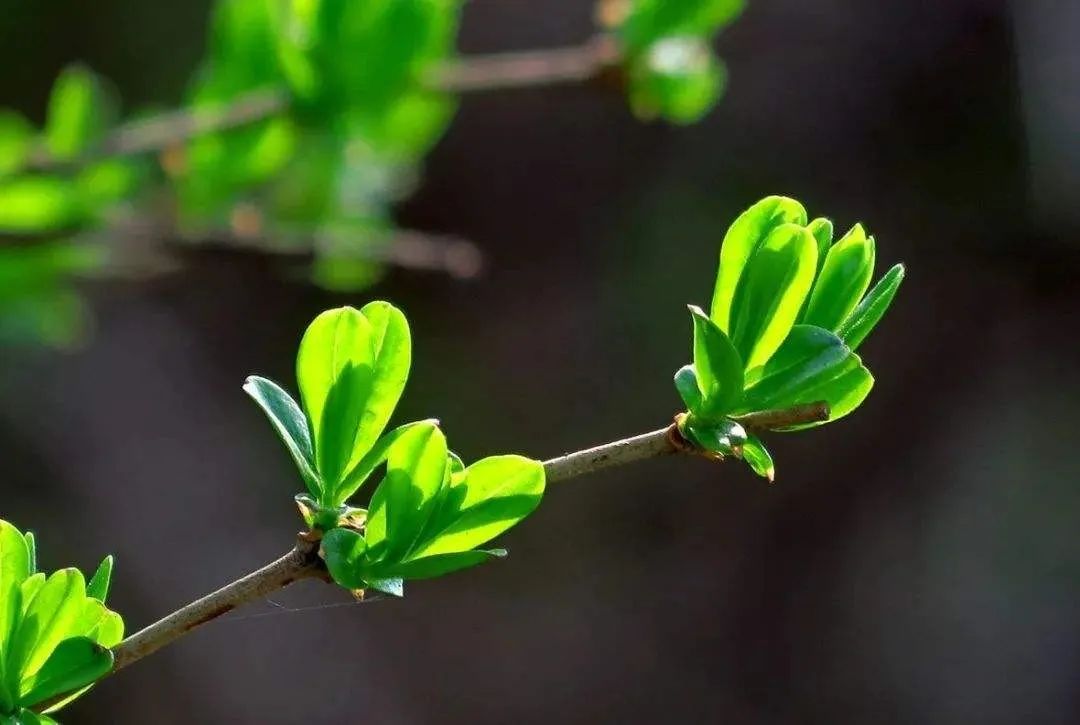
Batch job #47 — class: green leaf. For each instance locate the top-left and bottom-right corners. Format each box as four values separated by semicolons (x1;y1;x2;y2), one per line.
243;375;321;498
688;305;743;418
320;528;367;590
334;418;439;508
85;557;112;604
801;224;875;332
806;217;833;275
739;434;774;481
619;0;745;50
295;304;411;496
409;455;545;559
710;196;807;330
741;325;873;425
627;38;726;124
728;223;818;371
0;112;33;178
0;177;85;234
44;65;116;162
386;549;506;580
21;534;35;577
364;421;447;563
18;638;112;710
0;522;30;712
7;569;86;685
673;364;703;414
679;416;746;457
836;263;905;351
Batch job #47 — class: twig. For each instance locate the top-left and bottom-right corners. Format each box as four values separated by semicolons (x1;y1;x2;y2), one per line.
542;402;830;483
26;38;619;172
110;538;323;674
69;402;825;700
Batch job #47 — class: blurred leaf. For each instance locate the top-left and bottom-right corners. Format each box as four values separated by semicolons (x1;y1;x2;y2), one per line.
801;223;875;331
627;37;726;124
739;433;774;481
741;325;873;425
836;263;905;351
688;304;743;417
729;223;818;371
0;177;86;234
44;65;117;162
243;375;321;498
76;158;147;211
0;242;100;349
0;112;33;178
85;557;113;604
710;196;807;330
619;0;745;50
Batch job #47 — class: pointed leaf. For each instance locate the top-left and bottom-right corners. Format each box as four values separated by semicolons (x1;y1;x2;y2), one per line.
85;557;112;604
410;456;545;559
688;305;743;417
0;521;29;712
18;637;112;710
729;223;818;371
333;417;435;508
739;434;774;481
802;223;875;332
21;533;34;577
710;196;807;330
681;417;747;457
44;65;116;162
806;217;833;272
243;375;321;497
384;549;506;580
836;263;905;351
0;112;32;178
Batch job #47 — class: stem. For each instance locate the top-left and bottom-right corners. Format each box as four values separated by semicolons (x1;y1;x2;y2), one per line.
85;403;825;690
27;38;618;172
109;539;322;675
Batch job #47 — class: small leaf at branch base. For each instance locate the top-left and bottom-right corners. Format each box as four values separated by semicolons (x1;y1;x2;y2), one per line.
688;305;744;418
674;364;703;414
679;416;746;457
738;434;774;482
320;528;368;591
18;637;113;711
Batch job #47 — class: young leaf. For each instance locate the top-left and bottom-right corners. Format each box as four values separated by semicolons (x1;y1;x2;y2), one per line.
386;549;506;580
18;637;112;710
320;528;367;591
619;0;746;50
806;217;833;272
85;557;113;604
801;224;875;332
680;417;747;457
627;38;726;124
741;325;873;425
728;223;818;371
363;421;447;564
688;305;743;418
0;521;30;707
295;304;411;495
674;364;703;414
710;196;807;330
44;65;116;162
0;112;33;178
8;569;86;681
408;455;545;559
21;533;35;577
836;263;905;351
739;434;774;481
333;418;439;508
243;375;321;498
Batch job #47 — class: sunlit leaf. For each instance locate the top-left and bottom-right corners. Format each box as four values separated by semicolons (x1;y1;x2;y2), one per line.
44;65;116;162
85;557;113;604
243;375;321;498
0;112;33;178
619;0;746;50
688;304;743;417
739;433;774;481
18;638;112;710
0;177;85;233
627;37;726;124
836;263;905;351
801;223;875;332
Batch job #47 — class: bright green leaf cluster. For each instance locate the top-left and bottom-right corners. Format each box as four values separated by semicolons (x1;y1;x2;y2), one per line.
245;303;546;596
676;195;905;479
0;521;122;722
612;0;744;123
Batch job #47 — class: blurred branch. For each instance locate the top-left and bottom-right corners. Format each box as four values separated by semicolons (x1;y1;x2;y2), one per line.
58;400;826;704
27;38;620;172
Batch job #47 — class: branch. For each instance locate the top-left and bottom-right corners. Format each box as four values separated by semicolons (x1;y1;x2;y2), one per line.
543;402;830;483
81;402;825;693
26;37;619;172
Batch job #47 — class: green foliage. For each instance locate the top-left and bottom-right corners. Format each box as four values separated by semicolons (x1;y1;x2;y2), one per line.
246;303;546;595
0;521;123;720
676;195;904;479
614;0;743;122
43;65;117;163
0;243;101;348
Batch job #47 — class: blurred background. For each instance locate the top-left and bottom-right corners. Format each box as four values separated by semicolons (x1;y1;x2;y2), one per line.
2;0;1079;722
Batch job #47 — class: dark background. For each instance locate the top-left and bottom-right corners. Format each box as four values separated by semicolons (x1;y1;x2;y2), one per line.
3;0;1079;722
